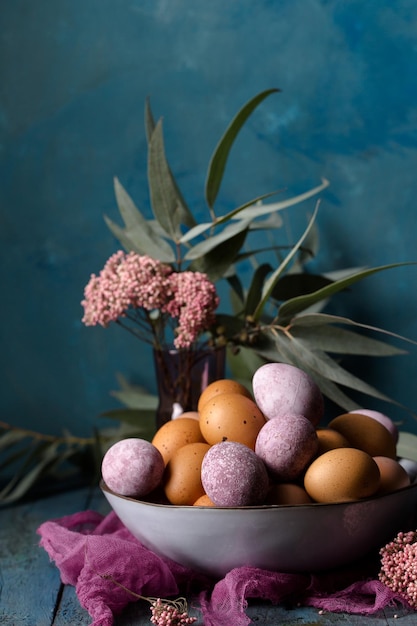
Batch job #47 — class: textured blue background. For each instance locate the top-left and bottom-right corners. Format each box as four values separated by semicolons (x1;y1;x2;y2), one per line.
1;0;417;436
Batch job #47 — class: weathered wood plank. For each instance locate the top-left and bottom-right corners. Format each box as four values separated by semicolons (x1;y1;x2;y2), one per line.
0;488;92;625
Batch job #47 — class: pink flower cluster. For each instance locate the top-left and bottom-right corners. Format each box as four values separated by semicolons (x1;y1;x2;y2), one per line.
81;251;219;349
379;530;417;608
150;598;197;625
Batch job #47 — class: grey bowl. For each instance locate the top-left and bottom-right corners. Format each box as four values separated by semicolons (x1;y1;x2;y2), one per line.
101;475;417;578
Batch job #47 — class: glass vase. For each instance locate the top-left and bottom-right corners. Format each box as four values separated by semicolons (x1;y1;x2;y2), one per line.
153;345;226;429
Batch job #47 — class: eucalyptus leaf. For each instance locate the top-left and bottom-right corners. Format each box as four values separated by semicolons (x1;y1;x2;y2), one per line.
272;273;334;302
235;179;330;220
278;262;417;325
148;119;196;238
397;432;417;461
111;379;158;410
144;96;156;144
284;336;396;403
290;312;417;346
188;227;249;282
179;222;215;244
205;88;280;210
0;429;29;451
101;408;156;427
0;441;62;503
290;324;406;356
253;202;320;320
244;263;273;316
184;218;251;261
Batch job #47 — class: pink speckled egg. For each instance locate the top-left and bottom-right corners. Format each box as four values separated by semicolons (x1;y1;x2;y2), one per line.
201;441;269;506
252;363;324;426
255;414;319;481
102;438;164;498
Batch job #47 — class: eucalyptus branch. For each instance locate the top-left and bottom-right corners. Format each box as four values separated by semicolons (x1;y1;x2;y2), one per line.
0;420;94;446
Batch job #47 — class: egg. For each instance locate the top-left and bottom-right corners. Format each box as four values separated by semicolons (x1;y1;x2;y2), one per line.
265;483;313;505
327;412;397;459
255;413;319;481
199;392;266;449
151;417;206;465
399;458;417;483
373;456;411;495
197;378;252;411
252;362;324;426
349;408;399;443
193;494;217;506
316;428;351;455
201;441;270;506
304;447;380;503
101;438;165;498
163;442;211;505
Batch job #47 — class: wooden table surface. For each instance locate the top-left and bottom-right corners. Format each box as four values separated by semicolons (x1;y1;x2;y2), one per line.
0;485;416;625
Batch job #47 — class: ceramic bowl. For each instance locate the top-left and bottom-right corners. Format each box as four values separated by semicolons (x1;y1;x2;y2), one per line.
101;473;417;578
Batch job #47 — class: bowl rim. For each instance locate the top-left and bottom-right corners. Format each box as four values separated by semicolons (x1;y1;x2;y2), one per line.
100;474;417;511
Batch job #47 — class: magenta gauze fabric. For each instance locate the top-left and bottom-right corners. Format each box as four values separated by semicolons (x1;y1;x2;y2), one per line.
38;509;411;625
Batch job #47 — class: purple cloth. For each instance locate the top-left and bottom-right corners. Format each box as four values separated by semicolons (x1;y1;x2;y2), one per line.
38;510;412;625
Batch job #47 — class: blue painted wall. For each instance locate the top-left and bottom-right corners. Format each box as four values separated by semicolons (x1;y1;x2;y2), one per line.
2;0;417;437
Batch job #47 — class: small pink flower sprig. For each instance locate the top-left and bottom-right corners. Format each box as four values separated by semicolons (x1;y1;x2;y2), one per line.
379;530;417;608
81;250;219;350
149;597;197;625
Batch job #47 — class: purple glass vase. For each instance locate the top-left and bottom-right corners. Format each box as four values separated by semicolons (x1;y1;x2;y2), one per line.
153;345;226;429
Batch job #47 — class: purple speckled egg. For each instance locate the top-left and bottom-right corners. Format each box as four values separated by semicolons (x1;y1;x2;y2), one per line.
255;414;319;481
349;409;399;443
252;363;324;426
102;438;164;498
201;441;269;506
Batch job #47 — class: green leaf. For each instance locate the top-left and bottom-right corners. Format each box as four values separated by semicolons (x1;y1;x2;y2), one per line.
277;262;417;325
101;408;156;427
397;432;417;461
179;190;284;245
272;273;334;302
205;88;280;210
290;324;406;356
111;376;158;409
244;263;272;316
188;227;249;282
285;337;395;403
290;312;417;346
109;177;176;262
233;179;330;220
0;429;29;451
252;202;320;321
144;96;156;144
184;218;250;261
148;120;196;239
0;441;62;504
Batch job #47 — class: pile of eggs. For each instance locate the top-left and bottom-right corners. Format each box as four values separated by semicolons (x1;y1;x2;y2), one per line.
101;362;413;507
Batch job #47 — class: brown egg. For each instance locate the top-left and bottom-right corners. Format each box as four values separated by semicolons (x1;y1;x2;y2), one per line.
152;417;206;465
163;442;211;505
316;428;351;455
327;412;397;459
199;392;266;449
197;378;252;412
265;483;313;505
193;494;217;507
304;447;380;503
373;456;411;495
